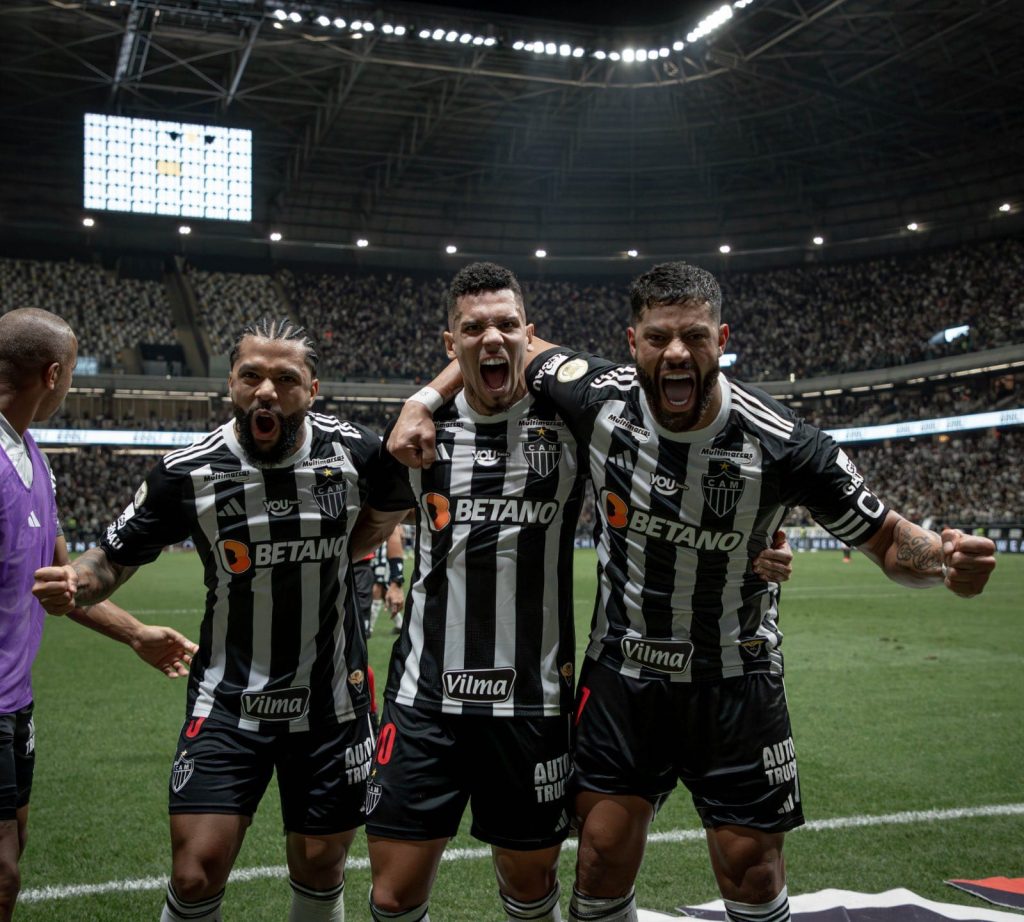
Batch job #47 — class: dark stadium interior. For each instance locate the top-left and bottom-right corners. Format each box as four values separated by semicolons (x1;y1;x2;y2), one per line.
0;0;1022;546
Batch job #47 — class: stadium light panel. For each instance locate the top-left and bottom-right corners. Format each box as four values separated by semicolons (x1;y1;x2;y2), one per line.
395;25;407;36
609;51;621;61
622;48;636;62
594;50;607;59
535;249;547;258
445;30;458;41
719;244;731;253
356;238;369;248
82;217;95;227
559;43;571;56
419;29;431;38
445;244;458;254
627;249;639;258
999;203;1011;212
545;42;557;54
460;33;472;43
288;11;301;23
812;235;824;245
473;36;485;45
335;18;346;28
316;15;329;27
484;37;496;46
178;225;191;235
351;20;362;30
907;222;919;231
273;21;283;29
513;40;525;50
573;47;585;57
272;8;286;20
673;40;685;51
269;232;282;242
362;22;375;32
431;28;444;40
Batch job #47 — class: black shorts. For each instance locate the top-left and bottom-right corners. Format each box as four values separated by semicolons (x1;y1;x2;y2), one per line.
0;705;35;820
168;713;375;835
364;701;572;850
573;661;804;833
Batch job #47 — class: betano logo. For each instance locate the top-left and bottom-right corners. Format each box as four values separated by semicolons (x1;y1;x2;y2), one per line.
421;493;559;531
215;536;348;574
600;489;743;551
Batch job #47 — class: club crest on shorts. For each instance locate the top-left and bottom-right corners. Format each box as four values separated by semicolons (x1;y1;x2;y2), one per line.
701;462;744;517
311;468;347;519
171;750;194;793
364;780;382;815
523;427;562;477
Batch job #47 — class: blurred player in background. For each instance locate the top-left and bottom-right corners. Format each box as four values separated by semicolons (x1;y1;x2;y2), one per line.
2;308;196;922
369;524;406;636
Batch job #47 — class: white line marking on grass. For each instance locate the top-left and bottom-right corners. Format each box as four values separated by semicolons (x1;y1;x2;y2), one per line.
20;803;1024;903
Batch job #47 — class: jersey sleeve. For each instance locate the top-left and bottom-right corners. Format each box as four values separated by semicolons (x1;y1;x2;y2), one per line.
366;422;416;512
781;421;889;547
100;460;191;566
525;347;625;419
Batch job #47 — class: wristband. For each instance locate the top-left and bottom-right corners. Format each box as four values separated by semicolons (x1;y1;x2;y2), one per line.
388;557;405;587
407;386;443;413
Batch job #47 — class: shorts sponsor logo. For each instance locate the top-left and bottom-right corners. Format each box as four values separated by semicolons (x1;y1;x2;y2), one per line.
215;535;348;574
240;686;311;722
556;358;588;382
534;753;570;803
651;472;687;496
762;736;798;788
171;750;194;793
345;737;374;785
523;428;562;477
264;497;301;517
620;638;694;674
601;490;743;551
701;463;744;517
311;470;347;519
473;448;509;466
421;494;559;531
442;667;516;703
364;780;382;815
606;413;651;443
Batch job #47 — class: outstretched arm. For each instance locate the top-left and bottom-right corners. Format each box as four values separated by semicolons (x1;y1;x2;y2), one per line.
858;511;995;597
33;544;137;614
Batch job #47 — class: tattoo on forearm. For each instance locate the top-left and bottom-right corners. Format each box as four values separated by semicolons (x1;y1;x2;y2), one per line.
893;520;942;574
73;552;136;604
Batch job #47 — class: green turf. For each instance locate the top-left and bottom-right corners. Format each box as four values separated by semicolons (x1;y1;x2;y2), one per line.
19;550;1024;921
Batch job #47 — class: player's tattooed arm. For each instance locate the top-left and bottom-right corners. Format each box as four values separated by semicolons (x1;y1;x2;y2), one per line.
71;548;139;604
859;511;944;588
892;518;944;574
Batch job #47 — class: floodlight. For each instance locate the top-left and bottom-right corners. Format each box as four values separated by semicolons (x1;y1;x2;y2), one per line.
445;30;458;42
316;15;329;26
483;37;496;46
636;49;648;62
273;21;283;29
178;225;192;235
535;249;547;258
513;40;525;50
432;28;444;40
559;44;571;56
362;22;375;32
270;232;283;242
272;8;287;21
609;51;621;61
356;238;369;248
288;11;301;23
445;244;458;254
472;35;484;45
719;244;731;253
673;40;684;50
335;18;346;28
394;25;407;36
999;203;1011;212
545;42;557;54
460;33;472;43
907;222;919;231
812;235;824;246
594;50;607;59
82;217;95;227
623;48;636;62
627;249;639;258
572;47;585;58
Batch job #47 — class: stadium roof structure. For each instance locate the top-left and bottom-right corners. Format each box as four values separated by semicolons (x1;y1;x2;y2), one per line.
1;0;1022;273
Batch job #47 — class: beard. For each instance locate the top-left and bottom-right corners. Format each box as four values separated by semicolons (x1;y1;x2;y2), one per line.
233;404;306;466
636;362;720;432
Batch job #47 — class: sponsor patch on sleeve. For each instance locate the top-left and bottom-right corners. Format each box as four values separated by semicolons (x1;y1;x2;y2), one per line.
556;358;588;382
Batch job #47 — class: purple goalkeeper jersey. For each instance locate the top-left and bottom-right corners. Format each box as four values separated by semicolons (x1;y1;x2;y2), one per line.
0;428;58;713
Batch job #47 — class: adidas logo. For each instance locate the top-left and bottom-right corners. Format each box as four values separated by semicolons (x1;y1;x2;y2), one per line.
435;443;452;462
608;452;634;473
217;497;246;517
27;510;41;528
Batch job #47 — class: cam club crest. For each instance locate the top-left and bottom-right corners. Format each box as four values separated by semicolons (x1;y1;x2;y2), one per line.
364;780;382;815
311;467;347;519
701;462;744;517
171;750;194;793
523;427;562;477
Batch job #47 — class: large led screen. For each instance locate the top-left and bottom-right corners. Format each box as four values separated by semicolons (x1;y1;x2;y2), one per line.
83;113;252;221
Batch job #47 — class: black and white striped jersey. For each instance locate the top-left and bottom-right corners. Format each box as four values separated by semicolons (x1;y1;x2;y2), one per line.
100;413;379;731
526;349;889;683
371;390;585;717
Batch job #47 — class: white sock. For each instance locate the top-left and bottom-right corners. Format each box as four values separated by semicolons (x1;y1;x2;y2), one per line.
568;887;636;921
723;886;790;922
289;878;345;921
369;599;383;633
160;883;224;921
502;883;562;920
369;894;430;921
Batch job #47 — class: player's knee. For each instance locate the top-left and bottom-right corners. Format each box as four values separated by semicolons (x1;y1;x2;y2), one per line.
169;863;223;904
495;859;559;903
287;832;348;881
717;856;783;904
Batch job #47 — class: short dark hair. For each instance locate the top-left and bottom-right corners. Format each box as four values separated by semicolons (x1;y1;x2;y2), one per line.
629;262;722;323
0;308;76;388
229;317;320;376
446;262;525;327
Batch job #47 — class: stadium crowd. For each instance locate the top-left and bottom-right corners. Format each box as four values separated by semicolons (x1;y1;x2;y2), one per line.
0;257;175;371
3;237;1022;382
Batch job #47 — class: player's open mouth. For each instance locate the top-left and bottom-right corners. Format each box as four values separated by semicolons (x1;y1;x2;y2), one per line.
251;409;280;441
480;357;509;392
660;371;695;408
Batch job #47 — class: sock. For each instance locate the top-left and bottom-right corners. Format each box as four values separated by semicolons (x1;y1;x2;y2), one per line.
160;883;224;921
723;886;790;922
568;887;636;922
502;883;562;920
368;894;430;922
289;878;345;921
369;599;383;634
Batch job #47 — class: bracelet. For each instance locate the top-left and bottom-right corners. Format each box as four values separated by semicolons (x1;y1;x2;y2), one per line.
407;386;443;413
388;557;405;587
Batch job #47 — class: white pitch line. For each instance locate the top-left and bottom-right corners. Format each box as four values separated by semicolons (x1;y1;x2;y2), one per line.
19;802;1024;903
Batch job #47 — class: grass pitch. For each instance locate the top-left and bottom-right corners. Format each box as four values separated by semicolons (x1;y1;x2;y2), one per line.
20;550;1024;921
